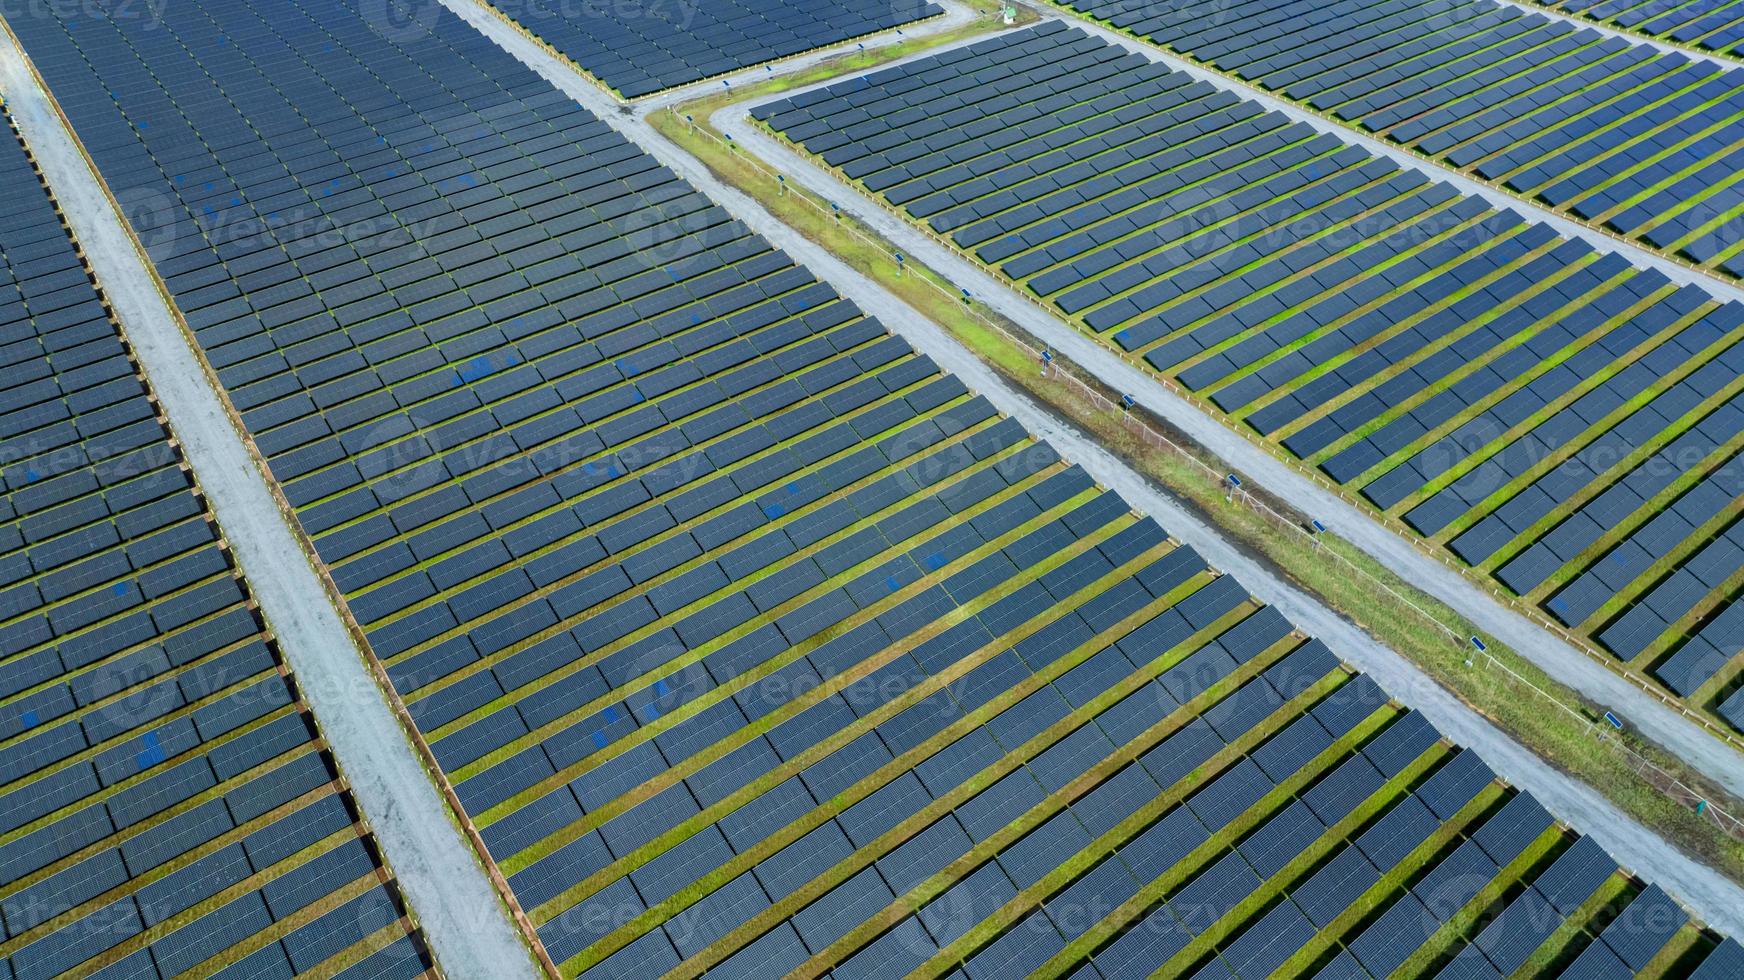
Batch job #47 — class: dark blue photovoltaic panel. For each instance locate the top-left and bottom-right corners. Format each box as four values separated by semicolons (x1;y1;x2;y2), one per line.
1349;891;1438;977
1599;884;1687;969
1693;937;1744;979
1295;844;1379;928
1414;838;1499;924
1472;887;1561;974
1533;835;1618;915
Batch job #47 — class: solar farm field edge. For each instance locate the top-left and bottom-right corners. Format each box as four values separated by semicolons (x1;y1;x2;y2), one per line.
645;84;1744;894
473;0;959;102
740;25;1744;754
0;14;554;976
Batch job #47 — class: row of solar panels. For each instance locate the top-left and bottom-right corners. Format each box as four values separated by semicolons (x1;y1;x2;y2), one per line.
459;449;1127;853
483;0;942;96
0;109;430;979
424;402;1067;818
1536;0;1744;56
758;21;1744;733
1060;0;1744;281
507;586;1744;980
511;505;1254;974
482;491;1721;980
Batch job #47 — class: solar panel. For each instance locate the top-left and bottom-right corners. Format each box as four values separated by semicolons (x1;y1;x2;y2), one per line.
1295;844;1381;928
1692;937;1744;979
1203;678;1286;742
1172;851;1262;932
1188;759;1275;832
1308;753;1389;831
1222;899;1316;977
1356;795;1442;871
1240;800;1326;878
1473;886;1561;973
1350;891;1439;978
1532;835;1618;915
1311;949;1369;980
965;909;1066;979
1002;811;1094;890
1439;944;1505;980
1360;704;1444;774
1417;750;1496;820
1473;792;1556;866
1047;859;1141;940
1600;884;1688;969
1253;714;1335;783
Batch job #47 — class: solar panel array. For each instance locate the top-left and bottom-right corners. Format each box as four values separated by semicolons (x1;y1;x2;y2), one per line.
0;109;428;980
483;0;943;97
1528;0;1744;59
757;22;1744;734
1057;0;1744;282
7;0;1740;974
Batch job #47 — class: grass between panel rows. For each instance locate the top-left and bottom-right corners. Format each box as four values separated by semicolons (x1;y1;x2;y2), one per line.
645;96;1744;886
